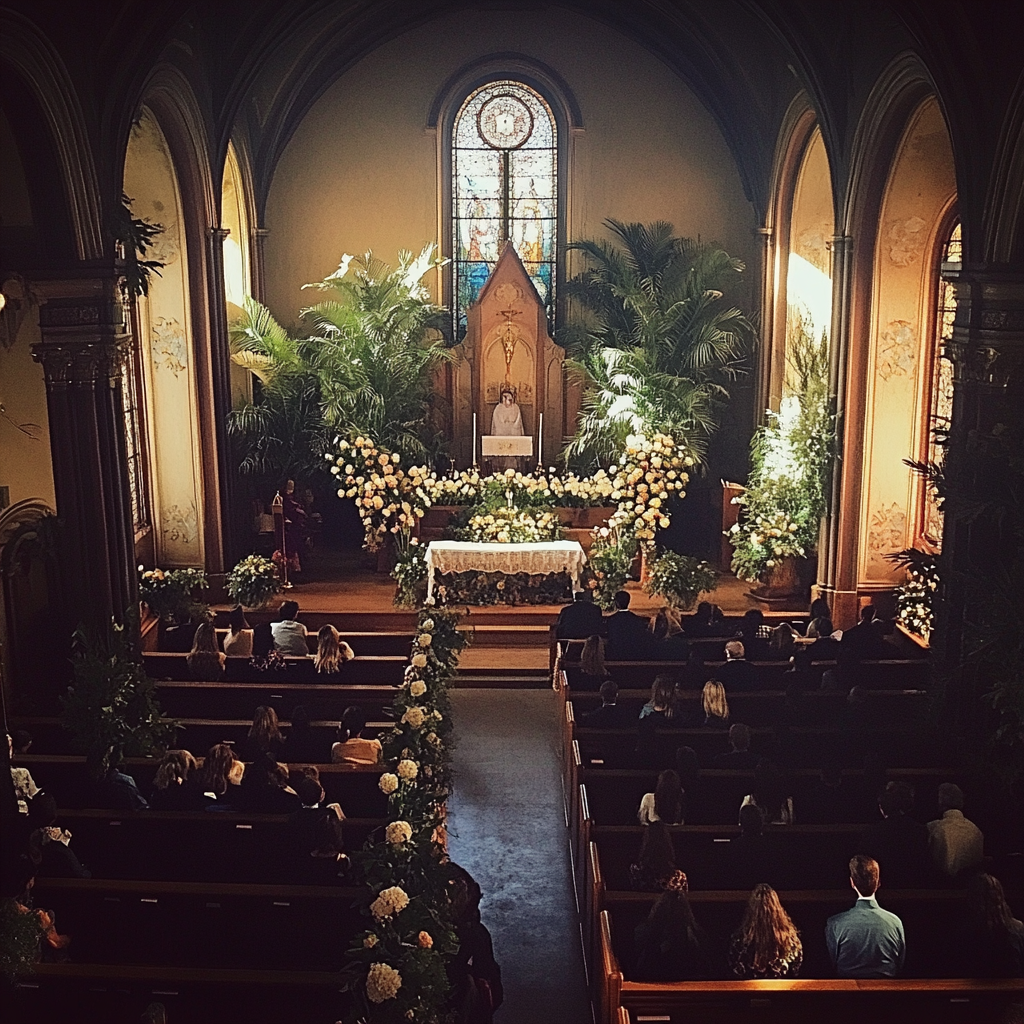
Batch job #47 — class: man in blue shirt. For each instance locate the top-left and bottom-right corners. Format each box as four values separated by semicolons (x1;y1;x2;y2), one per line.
825;854;905;977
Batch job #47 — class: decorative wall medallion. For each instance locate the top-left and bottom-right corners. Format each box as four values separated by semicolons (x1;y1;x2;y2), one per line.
493;283;523;308
887;216;927;267
162;502;198;546
877;319;917;380
868;502;906;567
151;317;187;375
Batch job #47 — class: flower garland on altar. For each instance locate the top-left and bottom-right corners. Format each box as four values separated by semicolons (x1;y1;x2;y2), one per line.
341;606;470;1022
460;506;563;544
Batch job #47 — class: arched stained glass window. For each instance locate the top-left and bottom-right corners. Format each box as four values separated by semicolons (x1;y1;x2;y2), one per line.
451;80;557;339
922;220;960;546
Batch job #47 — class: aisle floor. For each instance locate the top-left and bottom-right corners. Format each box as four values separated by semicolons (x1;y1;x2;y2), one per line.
447;688;593;1024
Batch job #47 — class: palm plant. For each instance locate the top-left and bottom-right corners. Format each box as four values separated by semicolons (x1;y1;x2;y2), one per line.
563;219;754;467
301;246;454;462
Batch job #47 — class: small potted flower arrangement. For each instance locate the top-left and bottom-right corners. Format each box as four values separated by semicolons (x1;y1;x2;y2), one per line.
138;565;208;623
644;549;718;610
226;554;281;609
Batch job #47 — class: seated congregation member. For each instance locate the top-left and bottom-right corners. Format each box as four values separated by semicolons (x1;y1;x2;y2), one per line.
651;607;690;661
27;794;90;878
287;770;349;885
248;622;285;674
222;605;253;658
674;747;700;823
96;759;149;810
237;751;301;813
581;680;632;729
825;854;905;978
196;743;244;808
928;782;984;880
740;760;794;825
801;761;849;825
842;604;890;660
716;640;757;691
736;608;771;661
9;731;40;814
279;705;325;764
605;590;653;660
243;705;285;761
677;648;707;691
331;706;382;765
271;599;307;656
555;590;603;640
806;620;841;660
856;780;930;888
629;820;688;893
639;674;675;720
723;804;779;890
314;624;355;674
962;873;1024;978
1;858;71;957
149;749;207;811
713;723;760;770
768;622;798;661
699;680;730;730
728;883;802;979
11;730;33;755
637;675;676;768
684;601;725;638
633;889;714;981
575;634;609;691
446;862;504;1022
186;620;225;680
638;769;685;825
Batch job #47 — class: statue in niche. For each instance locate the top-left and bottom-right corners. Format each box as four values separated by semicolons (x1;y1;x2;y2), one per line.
490;386;525;471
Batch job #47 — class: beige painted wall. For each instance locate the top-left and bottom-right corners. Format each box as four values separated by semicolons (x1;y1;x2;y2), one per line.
859;97;955;584
263;9;756;327
790;129;834;277
0;107;56;513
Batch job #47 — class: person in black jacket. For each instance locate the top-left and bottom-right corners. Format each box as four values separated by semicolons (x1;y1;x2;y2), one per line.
279;705;326;764
581;680;633;729
605;591;654;660
856;780;930;888
633;889;715;980
713;724;761;769
555;591;604;639
26;794;90;878
716;641;757;691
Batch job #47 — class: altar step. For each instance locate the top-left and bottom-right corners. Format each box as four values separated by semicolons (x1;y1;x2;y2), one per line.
453;665;551;688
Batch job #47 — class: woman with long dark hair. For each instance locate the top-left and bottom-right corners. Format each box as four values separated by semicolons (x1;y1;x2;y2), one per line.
629;821;688;892
186;621;225;680
728;883;802;978
223;605;253;658
963;873;1024;977
634;889;714;980
638;769;685;825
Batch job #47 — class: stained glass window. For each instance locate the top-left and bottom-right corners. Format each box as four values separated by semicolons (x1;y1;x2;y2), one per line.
451;81;557;340
922;221;960;547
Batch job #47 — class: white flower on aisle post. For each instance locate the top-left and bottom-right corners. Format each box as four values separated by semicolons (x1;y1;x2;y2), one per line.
397;759;418;781
366;962;402;1003
370;885;410;919
402;706;426;728
409;680;427;697
385;820;413;845
378;773;399;794
411;652;428;669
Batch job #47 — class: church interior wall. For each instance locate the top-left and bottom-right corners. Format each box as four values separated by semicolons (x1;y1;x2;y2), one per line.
858;96;955;589
261;9;757;333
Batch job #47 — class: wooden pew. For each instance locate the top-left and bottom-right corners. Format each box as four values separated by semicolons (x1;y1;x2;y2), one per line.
153;681;398;719
11;963;349;1024
143;650;407;685
212;628;416;657
596;909;1024;1024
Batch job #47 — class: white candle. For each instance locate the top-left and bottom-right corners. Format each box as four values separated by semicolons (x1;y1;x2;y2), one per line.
537;411;543;466
472;412;477;466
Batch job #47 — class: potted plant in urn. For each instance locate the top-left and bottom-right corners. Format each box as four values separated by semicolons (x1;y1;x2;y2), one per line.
226;554;281;609
644;550;718;610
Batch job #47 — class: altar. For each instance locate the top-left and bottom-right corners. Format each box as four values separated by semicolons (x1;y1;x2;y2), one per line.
425;540;587;603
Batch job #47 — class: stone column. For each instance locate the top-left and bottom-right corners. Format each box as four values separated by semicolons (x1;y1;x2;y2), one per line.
251;227;270;304
32;275;137;636
816;234;861;628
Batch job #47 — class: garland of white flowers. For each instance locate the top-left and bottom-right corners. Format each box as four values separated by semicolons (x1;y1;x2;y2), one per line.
340;605;469;1023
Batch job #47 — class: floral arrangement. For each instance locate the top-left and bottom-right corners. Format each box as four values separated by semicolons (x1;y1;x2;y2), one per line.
331;436;435;551
460;506;562;544
728;497;812;584
225;554;280;608
605;433;691;544
586;534;635;610
644;550;718;611
137;565;208;622
391;535;428;608
890;548;939;644
342;606;470;1022
434;570;573;606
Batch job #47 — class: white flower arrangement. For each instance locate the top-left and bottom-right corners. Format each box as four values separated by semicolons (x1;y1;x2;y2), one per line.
370;885;410;920
417;633;432;647
366;962;402;1003
409;680;427;697
401;707;426;729
385;820;413;845
378;773;399;794
396;759;418;781
411;652;428;669
463;506;562;544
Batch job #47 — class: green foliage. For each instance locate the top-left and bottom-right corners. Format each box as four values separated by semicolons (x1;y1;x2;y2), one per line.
562;219;754;468
227;246;451;488
0;899;43;980
644;550;718;611
586;539;634;610
60;616;177;777
729;314;833;583
113;193;164;299
137;566;208;623
225;554;280;609
888;547;940;643
391;535;428;608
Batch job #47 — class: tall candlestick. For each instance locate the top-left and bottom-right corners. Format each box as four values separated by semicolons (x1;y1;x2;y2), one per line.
472;412;477;467
537;411;543;468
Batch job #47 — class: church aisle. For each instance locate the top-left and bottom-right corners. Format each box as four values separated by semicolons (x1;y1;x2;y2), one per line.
448;688;592;1024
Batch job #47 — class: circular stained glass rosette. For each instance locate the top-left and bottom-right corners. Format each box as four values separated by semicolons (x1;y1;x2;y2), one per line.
477;94;534;149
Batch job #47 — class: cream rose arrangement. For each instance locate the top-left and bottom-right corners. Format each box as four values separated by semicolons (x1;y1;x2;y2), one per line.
402;707;426;729
378;773;399;794
385;820;413;845
409;680;427;697
396;759;418;781
411;652;428;669
366;962;402;1003
370;885;410;920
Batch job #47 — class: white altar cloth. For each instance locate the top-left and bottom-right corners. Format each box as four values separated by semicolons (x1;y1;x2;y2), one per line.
425;540;587;602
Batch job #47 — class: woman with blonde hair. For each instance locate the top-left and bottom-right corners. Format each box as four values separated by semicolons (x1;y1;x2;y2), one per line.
314;624;355;674
149;749;202;810
700;680;730;729
244;705;285;760
186;621;225;680
196;744;244;803
728;883;802;978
